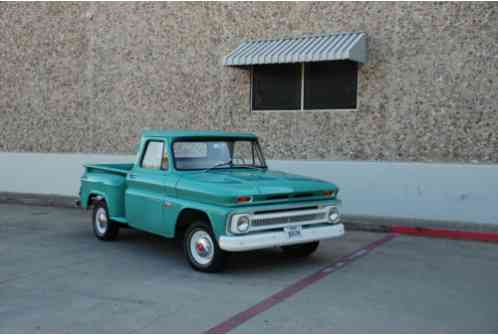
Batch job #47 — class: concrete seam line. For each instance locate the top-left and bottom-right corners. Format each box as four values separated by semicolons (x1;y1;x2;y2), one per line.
205;233;397;334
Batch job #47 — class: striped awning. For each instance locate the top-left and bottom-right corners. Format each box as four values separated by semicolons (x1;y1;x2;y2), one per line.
223;32;367;66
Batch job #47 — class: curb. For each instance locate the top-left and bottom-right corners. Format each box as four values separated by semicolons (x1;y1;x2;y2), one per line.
0;192;78;209
343;215;498;244
390;225;498;243
343;214;498;233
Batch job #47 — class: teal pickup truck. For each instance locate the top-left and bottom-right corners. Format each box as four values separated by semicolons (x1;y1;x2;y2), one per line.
79;130;344;272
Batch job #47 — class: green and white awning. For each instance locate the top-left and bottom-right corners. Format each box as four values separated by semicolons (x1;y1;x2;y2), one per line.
223;32;367;66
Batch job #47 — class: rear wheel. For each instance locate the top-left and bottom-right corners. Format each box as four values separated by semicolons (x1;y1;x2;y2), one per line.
92;201;119;241
281;241;319;257
184;222;225;272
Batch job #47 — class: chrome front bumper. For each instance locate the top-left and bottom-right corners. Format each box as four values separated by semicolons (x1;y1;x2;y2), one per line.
218;224;345;252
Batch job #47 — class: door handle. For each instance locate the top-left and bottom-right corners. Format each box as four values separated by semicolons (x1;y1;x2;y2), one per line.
129;173;137;179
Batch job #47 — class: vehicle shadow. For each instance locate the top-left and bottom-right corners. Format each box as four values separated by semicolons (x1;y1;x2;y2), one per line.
112;228;331;275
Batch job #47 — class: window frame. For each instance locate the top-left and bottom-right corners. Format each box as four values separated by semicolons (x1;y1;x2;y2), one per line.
250;62;359;112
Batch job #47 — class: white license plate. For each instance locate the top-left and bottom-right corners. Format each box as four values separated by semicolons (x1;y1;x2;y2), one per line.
285;225;302;240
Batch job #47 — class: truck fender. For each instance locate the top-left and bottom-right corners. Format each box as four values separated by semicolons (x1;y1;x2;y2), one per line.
86;192;107;208
174;208;214;239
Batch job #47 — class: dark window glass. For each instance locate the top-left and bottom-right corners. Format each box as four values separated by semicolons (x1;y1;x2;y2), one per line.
304;61;357;109
252;63;301;110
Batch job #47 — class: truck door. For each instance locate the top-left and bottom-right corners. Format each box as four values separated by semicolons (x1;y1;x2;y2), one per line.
125;139;177;236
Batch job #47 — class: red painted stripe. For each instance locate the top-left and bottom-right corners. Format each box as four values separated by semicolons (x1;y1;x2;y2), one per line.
391;225;498;243
206;233;396;334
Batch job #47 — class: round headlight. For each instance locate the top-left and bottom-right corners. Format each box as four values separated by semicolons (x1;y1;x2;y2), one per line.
328;207;341;224
236;216;250;233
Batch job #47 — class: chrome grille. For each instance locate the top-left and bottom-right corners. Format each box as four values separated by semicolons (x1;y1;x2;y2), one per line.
252;213;326;227
247;206;332;232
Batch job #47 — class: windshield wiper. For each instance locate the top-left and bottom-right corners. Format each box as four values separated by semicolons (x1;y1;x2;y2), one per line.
234;165;267;170
205;160;232;172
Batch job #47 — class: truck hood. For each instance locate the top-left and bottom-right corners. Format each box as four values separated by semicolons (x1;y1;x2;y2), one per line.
176;169;338;206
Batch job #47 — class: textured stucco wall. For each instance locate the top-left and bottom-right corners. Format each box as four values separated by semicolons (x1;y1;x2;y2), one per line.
1;2;497;162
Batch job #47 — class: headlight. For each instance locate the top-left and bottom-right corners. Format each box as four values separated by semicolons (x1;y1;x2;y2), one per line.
230;214;251;234
236;216;250;232
327;206;341;224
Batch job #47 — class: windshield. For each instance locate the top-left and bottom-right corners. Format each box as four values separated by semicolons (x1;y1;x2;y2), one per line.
173;139;267;171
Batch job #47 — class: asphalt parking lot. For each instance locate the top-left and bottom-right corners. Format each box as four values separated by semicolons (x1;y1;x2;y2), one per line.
1;204;498;332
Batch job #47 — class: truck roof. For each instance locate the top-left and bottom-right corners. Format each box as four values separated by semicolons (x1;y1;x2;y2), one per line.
142;129;257;139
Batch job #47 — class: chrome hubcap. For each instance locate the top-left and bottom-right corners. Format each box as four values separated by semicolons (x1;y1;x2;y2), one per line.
190;230;214;265
95;207;108;235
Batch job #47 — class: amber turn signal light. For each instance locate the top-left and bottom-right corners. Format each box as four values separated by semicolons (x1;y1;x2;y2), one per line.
323;190;335;197
236;196;252;203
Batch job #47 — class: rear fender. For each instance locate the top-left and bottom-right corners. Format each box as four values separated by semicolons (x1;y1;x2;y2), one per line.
80;172;126;218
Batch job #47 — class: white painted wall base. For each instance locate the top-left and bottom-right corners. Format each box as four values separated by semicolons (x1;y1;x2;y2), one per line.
1;152;134;196
1;152;497;225
270;160;498;226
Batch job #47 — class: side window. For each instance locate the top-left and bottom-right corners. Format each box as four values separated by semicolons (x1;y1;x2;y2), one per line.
141;141;165;170
161;143;169;170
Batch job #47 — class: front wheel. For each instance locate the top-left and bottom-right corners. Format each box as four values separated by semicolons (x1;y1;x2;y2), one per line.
92;201;119;241
281;241;319;257
184;222;226;272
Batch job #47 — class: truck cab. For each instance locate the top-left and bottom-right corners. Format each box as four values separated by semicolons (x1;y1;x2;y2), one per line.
79;130;344;272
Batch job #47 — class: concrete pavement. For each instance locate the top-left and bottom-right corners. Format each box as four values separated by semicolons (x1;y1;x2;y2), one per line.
1;204;497;332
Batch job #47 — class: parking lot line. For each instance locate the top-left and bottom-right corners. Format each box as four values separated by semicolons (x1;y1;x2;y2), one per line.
206;233;397;334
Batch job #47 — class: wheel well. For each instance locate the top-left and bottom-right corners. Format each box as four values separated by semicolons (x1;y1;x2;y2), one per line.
175;208;211;239
87;194;105;208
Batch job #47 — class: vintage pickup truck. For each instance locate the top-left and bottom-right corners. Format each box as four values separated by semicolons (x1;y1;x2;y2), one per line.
79;130;344;272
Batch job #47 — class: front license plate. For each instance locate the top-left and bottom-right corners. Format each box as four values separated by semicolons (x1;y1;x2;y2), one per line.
285;225;302;240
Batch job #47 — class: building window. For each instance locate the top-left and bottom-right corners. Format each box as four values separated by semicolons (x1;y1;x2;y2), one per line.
251;61;358;111
252;63;301;111
304;61;357;109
